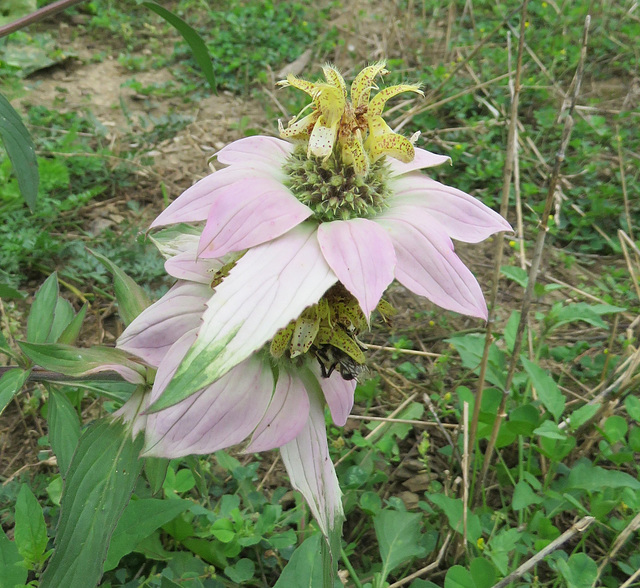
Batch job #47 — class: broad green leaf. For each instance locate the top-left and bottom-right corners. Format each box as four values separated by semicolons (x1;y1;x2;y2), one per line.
500;266;528;288
140;1;217;92
0;527;27;588
273;534;342;588
57;303;88;345
512;480;543;510
48;297;75;343
104;498;191;571
568;403;600;430
40;419;144;588
446;334;506;388
26;273;59;344
469;558;497;588
0;283;25;299
503;310;521;354
0;92;39;210
556;553;597;588
444;565;475;588
427;494;482;543
374;510;424;582
485;528;521;575
624;395;640;423
48;389;82;477
225;558;255;584
547;302;621;332
144;457;170;495
521;357;565;420
89;250;151;326
14;484;48;566
603;415;628;444
0;368;29;417
18;342;146;383
533;420;567;440
565;461;640;492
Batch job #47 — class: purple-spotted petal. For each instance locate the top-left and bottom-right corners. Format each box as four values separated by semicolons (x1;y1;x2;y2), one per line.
388;147;451;176
245;371;310;453
280;383;344;540
144;349;273;458
317;218;396;318
216;136;293;167
152;223;338;411
377;215;488;319
117;282;210;365
151;165;278;229
319;370;356;427
389;175;512;243
198;177;312;258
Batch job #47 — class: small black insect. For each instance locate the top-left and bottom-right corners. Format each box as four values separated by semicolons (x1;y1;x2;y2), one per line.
313;345;364;381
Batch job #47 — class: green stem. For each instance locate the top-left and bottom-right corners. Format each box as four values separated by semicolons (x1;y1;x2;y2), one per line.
341;547;363;588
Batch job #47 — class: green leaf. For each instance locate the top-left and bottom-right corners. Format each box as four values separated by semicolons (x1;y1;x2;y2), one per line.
427;494;482;543
18;342;146;383
624;395;640;423
603;415;628;444
273;534;342;588
225;558;255;584
49;297;75;343
140;1;217;93
556;553;598;588
14;484;48;566
533;420;567;440
104;498;191;571
521;357;565;420
503;310;521;354
144;457;170;495
446;335;506;388
374;510;424;582
0;92;39;210
0;283;25;299
89;250;151;326
512;481;543;511
57;303;88;345
565;461;640;492
500;266;528;288
0;526;27;588
48;389;82;477
26;273;59;344
0;368;29;417
568;403;600;430
469;558;497;588
40;419;144;588
547;302;618;331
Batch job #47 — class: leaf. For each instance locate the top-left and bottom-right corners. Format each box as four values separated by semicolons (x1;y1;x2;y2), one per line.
140;1;217;93
0;92;38;210
521;357;565;420
18;342;146;384
0;368;29;417
512;481;543;511
144;457;170;495
40;419;144;588
0;283;25;299
446;334;506;388
547;302;618;331
89;250;151;326
427;494;482;543
14;484;48;566
48;389;82;477
374;510;424;582
273;534;342;588
565;461;640;492
57;303;88;345
104;498;191;571
0;527;27;588
556;553;598;588
225;558;255;584
500;266;528;288
568;403;600;430
26;273;59;344
533;420;567;440
624;395;640;423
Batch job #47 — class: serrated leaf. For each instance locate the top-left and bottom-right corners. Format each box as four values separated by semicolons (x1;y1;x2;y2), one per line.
374;510;424;581
14;484;48;566
521;357;565;420
40;419;144;588
89;250;151;326
0;527;27;588
0;92;38;210
104;498;191;571
48;389;81;477
26;273;59;344
0;368;30;417
140;1;217;93
18;342;146;384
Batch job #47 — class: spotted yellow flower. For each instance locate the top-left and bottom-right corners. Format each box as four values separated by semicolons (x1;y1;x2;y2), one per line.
277;62;423;176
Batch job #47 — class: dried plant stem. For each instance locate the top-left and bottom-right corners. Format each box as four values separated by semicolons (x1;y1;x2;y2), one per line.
476;15;591;496
468;1;528;455
616;128;634;239
0;0;88;37
347;415;457;428
492;516;595;588
596;511;640;581
365;344;442;358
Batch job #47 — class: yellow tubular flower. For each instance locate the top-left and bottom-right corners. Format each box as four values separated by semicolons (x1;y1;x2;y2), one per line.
278;61;424;176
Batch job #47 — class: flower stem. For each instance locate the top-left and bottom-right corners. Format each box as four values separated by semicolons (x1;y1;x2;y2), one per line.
341;547;363;588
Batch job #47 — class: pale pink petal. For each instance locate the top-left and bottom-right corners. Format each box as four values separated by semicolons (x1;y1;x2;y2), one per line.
377;215;488;319
151;223;337;411
215;136;293;167
317;219;396;318
319;369;356;426
198;177;312;258
117;282;210;366
388;147;451;176
244;371;310;453
165;250;224;283
280;382;344;541
144;350;273;458
114;387;150;438
151;166;278;228
388;175;512;243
